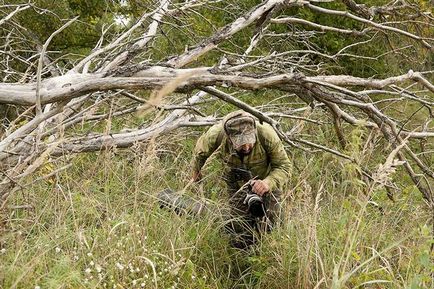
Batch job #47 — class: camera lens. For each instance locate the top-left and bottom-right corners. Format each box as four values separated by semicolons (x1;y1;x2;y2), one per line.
245;194;265;218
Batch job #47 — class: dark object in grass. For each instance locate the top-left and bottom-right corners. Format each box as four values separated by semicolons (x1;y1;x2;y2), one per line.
157;188;209;216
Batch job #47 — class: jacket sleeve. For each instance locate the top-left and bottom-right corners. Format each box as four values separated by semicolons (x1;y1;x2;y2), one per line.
192;123;223;173
261;125;291;191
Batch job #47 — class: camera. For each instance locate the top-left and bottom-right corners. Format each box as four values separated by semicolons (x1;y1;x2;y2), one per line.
244;192;265;218
226;167;266;218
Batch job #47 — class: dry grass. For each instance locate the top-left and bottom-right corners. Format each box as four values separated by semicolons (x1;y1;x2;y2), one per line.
0;127;432;289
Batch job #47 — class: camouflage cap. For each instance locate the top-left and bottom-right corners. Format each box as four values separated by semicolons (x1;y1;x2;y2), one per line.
223;110;257;148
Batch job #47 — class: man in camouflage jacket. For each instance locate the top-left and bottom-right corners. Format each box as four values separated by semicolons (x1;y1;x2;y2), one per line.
191;110;291;249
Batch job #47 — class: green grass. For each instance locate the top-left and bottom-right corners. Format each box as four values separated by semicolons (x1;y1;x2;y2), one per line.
1;125;433;289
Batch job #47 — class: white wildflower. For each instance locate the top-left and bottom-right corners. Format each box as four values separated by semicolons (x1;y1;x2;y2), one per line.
55;247;61;253
87;252;93;257
0;248;6;254
90;261;95;266
95;264;102;273
115;262;124;270
85;268;92;274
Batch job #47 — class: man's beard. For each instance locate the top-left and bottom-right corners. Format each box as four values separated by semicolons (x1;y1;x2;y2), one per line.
236;148;252;157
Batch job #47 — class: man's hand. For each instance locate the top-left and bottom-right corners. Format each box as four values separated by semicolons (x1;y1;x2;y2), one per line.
250;179;270;196
192;171;202;182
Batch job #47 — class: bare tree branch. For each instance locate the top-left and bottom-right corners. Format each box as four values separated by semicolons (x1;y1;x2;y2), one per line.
0;4;30;27
305;2;433;49
1;0;432;204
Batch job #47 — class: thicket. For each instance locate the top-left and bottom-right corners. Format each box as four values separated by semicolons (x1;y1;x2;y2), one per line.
0;1;433;288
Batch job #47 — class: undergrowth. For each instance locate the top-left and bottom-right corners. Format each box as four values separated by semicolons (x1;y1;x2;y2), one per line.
1;126;432;289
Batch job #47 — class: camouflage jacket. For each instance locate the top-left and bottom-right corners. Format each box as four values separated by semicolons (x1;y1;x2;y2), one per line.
192;122;291;192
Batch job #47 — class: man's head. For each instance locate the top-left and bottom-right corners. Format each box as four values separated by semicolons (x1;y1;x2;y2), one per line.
223;110;257;155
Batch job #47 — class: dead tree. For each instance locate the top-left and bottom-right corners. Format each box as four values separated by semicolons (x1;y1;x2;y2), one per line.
0;0;433;206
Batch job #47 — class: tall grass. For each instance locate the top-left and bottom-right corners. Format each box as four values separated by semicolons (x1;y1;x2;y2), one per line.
1;127;432;289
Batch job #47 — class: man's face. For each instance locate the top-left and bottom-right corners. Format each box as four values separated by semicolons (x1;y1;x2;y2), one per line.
234;143;254;156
